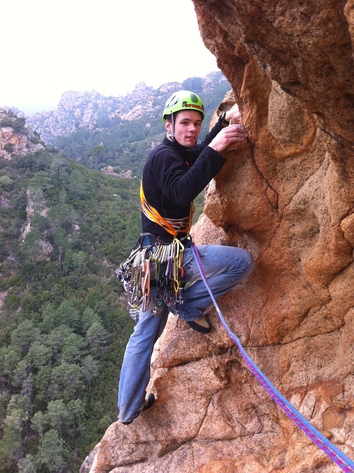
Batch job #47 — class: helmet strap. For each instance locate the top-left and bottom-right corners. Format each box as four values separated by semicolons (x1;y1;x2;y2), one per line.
166;114;175;141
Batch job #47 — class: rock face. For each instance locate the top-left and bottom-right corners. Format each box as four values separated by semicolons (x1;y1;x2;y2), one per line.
0;109;43;159
84;1;354;472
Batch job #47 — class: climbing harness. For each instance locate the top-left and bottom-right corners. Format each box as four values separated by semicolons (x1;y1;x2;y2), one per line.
140;181;194;236
191;242;354;473
115;179;194;321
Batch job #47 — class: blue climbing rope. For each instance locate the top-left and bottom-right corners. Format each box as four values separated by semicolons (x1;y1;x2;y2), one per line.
191;242;354;472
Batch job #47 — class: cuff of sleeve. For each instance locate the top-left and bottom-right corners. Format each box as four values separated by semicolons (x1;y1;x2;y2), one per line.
219;111;229;126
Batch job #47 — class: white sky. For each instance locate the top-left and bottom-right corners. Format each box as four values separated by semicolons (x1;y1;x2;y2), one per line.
1;0;218;115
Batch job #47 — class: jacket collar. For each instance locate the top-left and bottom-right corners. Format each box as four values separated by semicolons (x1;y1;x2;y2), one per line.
163;136;192;160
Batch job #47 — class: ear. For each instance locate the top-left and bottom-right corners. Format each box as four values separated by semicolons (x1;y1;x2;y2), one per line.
164;120;172;134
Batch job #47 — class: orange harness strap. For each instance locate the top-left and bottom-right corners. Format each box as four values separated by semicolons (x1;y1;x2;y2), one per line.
140;181;194;237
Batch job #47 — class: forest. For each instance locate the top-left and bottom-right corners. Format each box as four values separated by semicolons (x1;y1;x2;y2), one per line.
0;149;140;472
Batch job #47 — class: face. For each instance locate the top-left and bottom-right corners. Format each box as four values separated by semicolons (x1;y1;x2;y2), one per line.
165;110;202;148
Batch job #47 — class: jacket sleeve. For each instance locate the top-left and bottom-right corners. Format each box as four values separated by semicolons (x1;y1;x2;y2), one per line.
188;118;224;163
151;141;226;206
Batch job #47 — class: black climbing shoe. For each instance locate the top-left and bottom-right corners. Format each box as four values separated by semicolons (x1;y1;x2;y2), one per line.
143;393;155;412
186;317;211;334
121;418;134;425
120;393;155;425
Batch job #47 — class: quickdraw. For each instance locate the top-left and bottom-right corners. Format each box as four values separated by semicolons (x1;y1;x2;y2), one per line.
151;237;185;316
116;236;186;323
116;244;153;322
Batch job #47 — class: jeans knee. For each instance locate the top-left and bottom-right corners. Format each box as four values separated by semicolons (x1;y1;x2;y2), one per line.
234;248;254;280
244;250;255;275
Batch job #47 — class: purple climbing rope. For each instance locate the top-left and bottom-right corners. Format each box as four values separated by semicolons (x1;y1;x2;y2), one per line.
191;242;354;472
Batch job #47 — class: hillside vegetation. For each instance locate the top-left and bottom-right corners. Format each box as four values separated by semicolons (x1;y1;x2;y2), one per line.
0;148;140;472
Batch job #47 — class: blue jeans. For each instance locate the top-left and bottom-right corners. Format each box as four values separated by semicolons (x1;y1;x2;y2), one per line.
118;244;254;423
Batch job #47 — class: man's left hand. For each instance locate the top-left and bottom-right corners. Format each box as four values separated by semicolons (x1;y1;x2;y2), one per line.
225;104;242;125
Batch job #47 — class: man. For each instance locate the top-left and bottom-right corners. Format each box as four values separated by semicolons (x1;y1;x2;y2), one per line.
118;90;254;424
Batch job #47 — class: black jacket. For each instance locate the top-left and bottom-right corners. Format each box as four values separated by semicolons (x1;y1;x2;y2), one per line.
141;118;226;239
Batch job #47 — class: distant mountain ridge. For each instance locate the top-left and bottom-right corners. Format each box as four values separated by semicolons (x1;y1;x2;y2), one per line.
25;71;231;176
27;72;230;145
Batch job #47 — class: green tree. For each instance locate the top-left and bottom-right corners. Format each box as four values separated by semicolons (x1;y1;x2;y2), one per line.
0;232;8;260
46;399;69;439
66;398;84;440
29;171;53;191
0;174;13;191
55;300;80;330
11;116;26;133
10;320;41;355
0;397;23;471
81;355;99;393
68;168;87;199
182;76;203;92
72;250;88;274
8;394;31;442
41;303;61;333
44;324;73;360
122;212;140;254
34;366;53;403
90;144;105;170
86;320;109;354
47;201;78;233
31;410;46;438
0;345;21;383
11;359;30;389
35;429;66;472
63;248;74;275
51;363;84;401
81;306;100;331
26;341;52;369
18;454;36;473
0;421;21;471
20;373;34;418
60;333;87;364
21;227;42;269
54;229;71;277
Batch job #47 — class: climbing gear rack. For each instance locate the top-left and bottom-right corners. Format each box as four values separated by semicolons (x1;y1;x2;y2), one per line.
116;235;187;323
151;237;185;316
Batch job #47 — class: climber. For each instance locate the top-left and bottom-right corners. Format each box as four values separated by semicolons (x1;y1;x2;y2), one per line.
117;90;254;424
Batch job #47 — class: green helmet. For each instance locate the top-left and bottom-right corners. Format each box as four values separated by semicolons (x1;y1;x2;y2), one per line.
162;90;204;121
